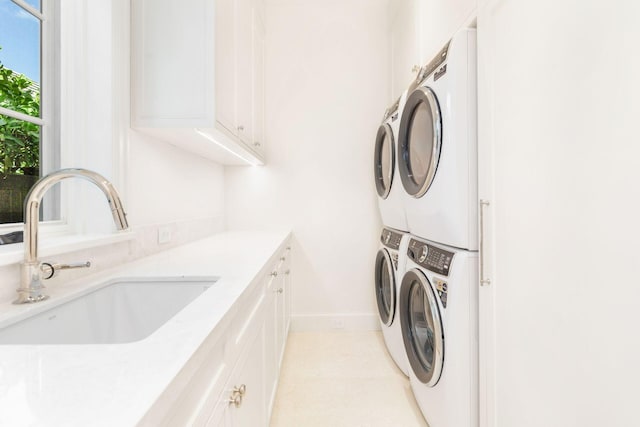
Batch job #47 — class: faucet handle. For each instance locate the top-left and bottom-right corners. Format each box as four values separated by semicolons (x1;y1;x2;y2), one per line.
40;261;91;280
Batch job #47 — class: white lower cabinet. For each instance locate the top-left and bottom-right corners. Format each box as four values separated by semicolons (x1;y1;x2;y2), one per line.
264;244;291;418
207;321;266;426
140;243;292;426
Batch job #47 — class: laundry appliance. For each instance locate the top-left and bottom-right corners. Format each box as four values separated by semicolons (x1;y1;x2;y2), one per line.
374;92;408;232
399;235;478;427
397;29;477;249
374;227;410;376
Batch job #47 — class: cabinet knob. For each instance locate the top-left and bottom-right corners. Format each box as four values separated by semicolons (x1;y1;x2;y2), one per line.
227;392;243;408
270;271;278;277
280;256;286;261
254;141;261;147
237;125;245;131
285;269;290;275
233;384;247;396
286;246;291;251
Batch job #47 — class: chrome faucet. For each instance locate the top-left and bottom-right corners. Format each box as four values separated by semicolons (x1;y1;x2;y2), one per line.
15;168;129;304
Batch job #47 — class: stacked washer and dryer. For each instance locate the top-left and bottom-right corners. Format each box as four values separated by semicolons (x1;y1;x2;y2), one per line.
373;92;411;377
373;29;479;427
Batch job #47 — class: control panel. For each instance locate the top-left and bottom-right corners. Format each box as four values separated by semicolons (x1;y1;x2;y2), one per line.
384;96;401;121
417;40;451;83
380;228;403;250
407;238;454;277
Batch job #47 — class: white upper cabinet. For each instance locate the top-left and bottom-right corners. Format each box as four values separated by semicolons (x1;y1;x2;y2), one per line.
251;9;266;157
132;0;266;165
215;0;236;134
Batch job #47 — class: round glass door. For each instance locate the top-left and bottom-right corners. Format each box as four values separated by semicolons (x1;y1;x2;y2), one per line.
374;123;395;199
400;269;444;386
398;86;442;198
375;249;396;326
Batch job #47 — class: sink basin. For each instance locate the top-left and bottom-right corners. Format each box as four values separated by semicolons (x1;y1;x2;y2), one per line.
0;277;216;345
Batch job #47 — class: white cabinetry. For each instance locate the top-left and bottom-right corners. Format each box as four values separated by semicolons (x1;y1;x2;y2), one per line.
139;243;292;426
132;0;266;165
264;246;291;415
477;1;640;427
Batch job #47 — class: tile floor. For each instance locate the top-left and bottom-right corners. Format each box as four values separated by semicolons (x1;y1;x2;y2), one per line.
269;331;429;427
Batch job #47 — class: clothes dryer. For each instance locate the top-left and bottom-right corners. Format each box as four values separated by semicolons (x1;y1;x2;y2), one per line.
374;227;410;376
374;92;408;232
397;29;477;249
399;235;478;427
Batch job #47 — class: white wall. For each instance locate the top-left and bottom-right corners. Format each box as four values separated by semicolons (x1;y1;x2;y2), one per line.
0;0;226;304
225;0;388;330
389;0;476;101
60;0;226;233
127;131;225;228
418;0;476;62
478;1;640;426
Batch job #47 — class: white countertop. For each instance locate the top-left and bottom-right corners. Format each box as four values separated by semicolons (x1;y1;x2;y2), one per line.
0;230;291;427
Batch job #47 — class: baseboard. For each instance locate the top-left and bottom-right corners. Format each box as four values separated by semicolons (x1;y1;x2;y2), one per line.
290;313;381;332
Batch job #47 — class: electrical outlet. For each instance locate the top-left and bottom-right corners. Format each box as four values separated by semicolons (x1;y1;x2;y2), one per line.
331;319;344;329
158;226;172;244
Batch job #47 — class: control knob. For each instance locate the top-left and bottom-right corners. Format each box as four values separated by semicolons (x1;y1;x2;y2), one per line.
418;245;428;263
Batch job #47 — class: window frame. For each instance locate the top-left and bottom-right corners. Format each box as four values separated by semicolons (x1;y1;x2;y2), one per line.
0;0;61;232
0;0;130;249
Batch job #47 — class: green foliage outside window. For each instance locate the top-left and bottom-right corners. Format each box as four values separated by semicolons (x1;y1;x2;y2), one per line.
0;47;40;176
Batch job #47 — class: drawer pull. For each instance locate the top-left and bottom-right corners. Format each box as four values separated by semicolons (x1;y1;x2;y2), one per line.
227;392;242;408
280;256;286;261
233;384;247;396
270;271;278;277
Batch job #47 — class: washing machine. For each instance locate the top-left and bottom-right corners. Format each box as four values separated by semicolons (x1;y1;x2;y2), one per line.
399;235;478;427
374;227;410;376
397;28;477;250
374;92;408;232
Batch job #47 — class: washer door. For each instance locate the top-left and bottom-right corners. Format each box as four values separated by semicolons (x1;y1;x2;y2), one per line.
375;248;396;326
398;86;442;198
374;123;395;199
400;268;444;386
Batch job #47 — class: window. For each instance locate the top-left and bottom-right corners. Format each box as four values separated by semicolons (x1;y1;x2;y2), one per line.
0;0;58;225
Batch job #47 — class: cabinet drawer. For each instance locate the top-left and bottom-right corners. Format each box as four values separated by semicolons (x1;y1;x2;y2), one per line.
224;282;266;364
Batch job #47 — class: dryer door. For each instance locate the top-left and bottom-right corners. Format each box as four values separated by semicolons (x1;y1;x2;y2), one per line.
398;86;442;198
375;248;396;326
400;268;444;386
374;123;395;199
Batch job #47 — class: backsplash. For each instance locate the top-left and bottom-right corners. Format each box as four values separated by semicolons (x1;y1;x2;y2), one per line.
0;215;224;305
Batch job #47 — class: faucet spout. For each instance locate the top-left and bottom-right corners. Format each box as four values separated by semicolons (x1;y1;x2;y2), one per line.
16;168;129;304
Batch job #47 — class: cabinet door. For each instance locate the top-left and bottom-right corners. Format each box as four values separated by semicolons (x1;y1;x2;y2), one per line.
208;323;265;427
478;1;640;427
235;0;254;145
205;401;232;427
215;0;236;133
228;323;266;427
283;248;292;337
264;274;279;412
251;9;266;156
275;263;288;363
